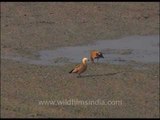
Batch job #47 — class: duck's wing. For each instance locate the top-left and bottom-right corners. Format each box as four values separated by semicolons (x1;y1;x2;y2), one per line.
94;52;100;58
72;64;83;73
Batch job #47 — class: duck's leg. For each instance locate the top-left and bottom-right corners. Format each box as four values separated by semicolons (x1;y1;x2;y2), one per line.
91;58;95;64
77;74;81;78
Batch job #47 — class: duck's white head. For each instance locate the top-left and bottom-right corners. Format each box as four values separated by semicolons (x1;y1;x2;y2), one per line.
82;57;89;64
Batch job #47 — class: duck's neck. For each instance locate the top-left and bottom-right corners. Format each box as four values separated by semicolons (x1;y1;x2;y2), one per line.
82;60;87;65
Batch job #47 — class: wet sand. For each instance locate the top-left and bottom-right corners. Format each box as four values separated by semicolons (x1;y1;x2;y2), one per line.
1;2;159;118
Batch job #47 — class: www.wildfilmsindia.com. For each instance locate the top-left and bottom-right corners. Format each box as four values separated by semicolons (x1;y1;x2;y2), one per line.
38;99;122;106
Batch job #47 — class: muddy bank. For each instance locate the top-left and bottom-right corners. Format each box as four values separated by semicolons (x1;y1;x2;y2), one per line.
1;59;159;118
1;2;159;118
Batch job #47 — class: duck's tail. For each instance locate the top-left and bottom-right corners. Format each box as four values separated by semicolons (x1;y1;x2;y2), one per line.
69;69;73;73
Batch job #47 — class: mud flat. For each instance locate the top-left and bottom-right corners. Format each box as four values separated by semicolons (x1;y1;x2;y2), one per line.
1;2;159;118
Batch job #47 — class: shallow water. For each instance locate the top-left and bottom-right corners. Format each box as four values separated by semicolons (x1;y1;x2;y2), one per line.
2;35;159;66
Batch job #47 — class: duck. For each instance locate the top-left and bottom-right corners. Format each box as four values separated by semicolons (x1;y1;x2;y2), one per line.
90;50;104;63
69;57;89;77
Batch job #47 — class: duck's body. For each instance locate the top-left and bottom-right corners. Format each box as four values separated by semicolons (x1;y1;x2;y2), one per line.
90;50;104;63
69;58;88;77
